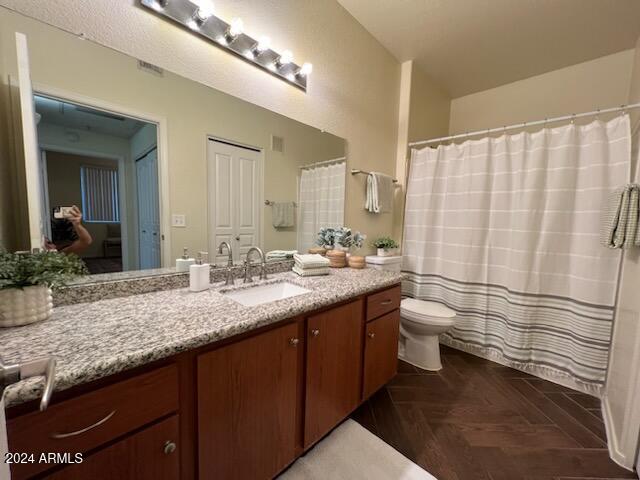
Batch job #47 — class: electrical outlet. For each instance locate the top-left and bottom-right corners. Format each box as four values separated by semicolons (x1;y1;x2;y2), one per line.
171;214;186;227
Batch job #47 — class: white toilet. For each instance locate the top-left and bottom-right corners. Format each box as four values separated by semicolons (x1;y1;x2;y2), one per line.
364;255;457;370
399;298;457;371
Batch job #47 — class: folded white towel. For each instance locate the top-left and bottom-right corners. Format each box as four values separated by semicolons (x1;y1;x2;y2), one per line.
293;253;330;268
365;172;393;214
292;265;330;277
266;250;298;260
272;202;295;228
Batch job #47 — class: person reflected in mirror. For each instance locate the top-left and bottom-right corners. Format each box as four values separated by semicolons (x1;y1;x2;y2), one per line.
45;205;93;255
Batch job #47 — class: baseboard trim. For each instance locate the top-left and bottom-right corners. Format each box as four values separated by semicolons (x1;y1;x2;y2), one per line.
602;394;635;471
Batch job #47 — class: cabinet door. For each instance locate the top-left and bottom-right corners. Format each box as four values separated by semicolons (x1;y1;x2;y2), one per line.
198;321;302;480
363;310;400;399
304;300;363;448
46;416;180;480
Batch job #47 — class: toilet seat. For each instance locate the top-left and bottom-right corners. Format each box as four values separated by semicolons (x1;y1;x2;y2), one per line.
400;298;456;326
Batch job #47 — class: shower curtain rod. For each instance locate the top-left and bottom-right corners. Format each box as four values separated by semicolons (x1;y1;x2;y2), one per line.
299;157;346;169
409;102;640;147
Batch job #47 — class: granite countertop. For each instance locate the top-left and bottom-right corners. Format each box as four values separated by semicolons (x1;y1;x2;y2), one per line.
0;268;403;408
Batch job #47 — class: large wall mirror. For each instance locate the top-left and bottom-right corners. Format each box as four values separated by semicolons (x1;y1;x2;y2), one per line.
0;7;346;279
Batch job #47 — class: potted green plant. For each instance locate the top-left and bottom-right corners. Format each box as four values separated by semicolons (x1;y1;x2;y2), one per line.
371;237;399;257
0;249;87;327
315;227;337;250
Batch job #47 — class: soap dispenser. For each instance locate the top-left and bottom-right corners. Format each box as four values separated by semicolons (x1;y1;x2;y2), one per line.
189;252;210;292
176;247;195;272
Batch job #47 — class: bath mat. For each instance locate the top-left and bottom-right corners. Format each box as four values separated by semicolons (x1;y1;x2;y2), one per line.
278;419;437;480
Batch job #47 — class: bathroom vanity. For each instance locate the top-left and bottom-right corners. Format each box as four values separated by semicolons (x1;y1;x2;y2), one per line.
1;269;402;479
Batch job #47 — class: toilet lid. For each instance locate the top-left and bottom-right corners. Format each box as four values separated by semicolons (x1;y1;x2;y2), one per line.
401;298;456;322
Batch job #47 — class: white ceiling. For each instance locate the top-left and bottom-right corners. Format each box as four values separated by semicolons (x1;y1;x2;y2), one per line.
35;96;146;139
336;0;640;97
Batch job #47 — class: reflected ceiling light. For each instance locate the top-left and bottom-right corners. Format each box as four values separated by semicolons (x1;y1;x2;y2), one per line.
140;0;311;91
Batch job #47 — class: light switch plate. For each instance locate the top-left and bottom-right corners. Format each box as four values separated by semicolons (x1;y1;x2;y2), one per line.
171;214;186;227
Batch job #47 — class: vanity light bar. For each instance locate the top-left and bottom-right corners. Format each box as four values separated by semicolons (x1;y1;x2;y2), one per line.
139;0;311;91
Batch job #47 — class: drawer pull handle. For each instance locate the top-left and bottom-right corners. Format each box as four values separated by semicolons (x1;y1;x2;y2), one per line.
311;329;320;337
368;332;376;339
50;410;116;439
380;300;392;306
164;441;177;455
289;338;300;346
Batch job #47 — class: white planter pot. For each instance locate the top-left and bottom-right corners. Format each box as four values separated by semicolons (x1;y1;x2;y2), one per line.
0;285;53;328
377;248;397;257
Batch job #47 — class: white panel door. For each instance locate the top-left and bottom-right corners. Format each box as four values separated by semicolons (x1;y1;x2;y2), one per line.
208;139;262;265
136;148;160;269
15;32;44;250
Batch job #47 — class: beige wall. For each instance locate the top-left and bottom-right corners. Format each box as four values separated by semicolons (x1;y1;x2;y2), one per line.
408;66;451;144
449;50;635;134
0;1;400;257
0;8;346;263
46;151;119;259
604;36;640;470
393;61;451;243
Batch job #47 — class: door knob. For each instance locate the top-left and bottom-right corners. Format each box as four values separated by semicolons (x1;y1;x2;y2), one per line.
235;236;240;241
289;338;299;346
368;332;376;339
164;441;177;455
311;329;320;337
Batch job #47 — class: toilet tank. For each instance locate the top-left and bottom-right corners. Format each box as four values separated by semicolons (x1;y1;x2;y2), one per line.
365;255;402;272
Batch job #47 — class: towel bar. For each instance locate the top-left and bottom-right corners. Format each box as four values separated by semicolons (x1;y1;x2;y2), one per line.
350;169;399;183
265;200;297;207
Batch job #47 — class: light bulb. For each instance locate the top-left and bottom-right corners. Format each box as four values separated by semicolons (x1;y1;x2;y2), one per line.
256;36;271;53
187;18;199;30
229;18;244;37
151;0;168;11
299;62;313;76
279;50;293;66
192;0;214;21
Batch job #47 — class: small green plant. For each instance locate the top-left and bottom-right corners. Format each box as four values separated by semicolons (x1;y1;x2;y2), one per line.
0;249;88;290
316;227;366;249
371;236;399;250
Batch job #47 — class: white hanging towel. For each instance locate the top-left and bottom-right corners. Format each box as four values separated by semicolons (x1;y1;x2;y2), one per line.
365;172;393;213
272;202;295;228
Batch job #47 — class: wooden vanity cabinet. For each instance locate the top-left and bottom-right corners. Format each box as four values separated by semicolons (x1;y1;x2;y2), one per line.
7;283;401;480
45;415;180;480
197;321;303;480
363;310;400;399
304;300;364;448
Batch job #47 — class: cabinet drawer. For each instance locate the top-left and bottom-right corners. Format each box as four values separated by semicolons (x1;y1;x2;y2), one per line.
45;415;180;480
363;310;400;399
8;365;179;479
366;285;401;322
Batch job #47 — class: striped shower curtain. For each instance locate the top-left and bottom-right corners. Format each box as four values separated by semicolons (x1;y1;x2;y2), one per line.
297;162;346;251
402;115;631;392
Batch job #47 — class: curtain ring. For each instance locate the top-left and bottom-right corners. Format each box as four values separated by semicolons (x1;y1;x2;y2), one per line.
596;108;600;120
570;114;575;124
621;104;627;116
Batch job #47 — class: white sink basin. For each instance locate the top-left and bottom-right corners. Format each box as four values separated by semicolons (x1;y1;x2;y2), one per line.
222;281;311;307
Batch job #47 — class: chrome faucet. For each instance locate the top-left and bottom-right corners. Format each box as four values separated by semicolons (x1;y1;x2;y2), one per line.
217;241;235;286
1;355;56;411
243;246;268;283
